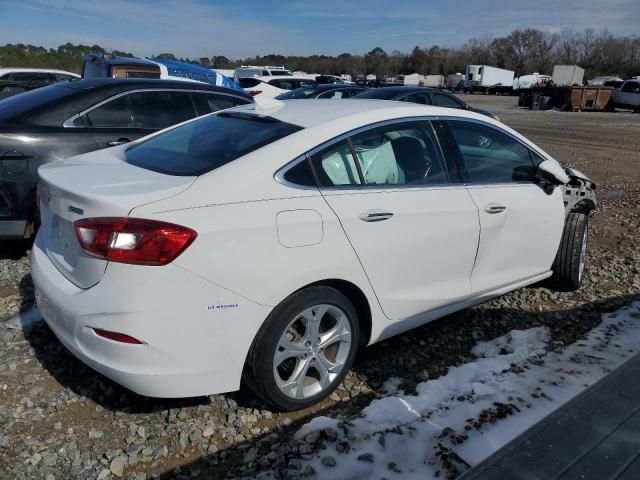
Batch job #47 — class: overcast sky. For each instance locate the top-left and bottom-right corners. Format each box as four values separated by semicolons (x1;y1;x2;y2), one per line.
1;0;638;58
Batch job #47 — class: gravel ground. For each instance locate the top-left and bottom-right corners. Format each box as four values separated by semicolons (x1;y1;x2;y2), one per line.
1;96;639;480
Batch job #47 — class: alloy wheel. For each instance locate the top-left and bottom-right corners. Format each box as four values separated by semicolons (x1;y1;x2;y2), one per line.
272;304;352;399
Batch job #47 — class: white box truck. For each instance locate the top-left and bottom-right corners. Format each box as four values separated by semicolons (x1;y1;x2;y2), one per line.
464;65;514;94
552;65;585;86
423;74;445;88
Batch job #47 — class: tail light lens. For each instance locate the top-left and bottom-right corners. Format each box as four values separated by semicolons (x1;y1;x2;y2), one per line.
248;90;262;96
35;183;41;208
74;217;196;266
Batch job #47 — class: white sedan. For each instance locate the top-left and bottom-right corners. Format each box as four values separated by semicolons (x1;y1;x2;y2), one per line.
31;100;596;410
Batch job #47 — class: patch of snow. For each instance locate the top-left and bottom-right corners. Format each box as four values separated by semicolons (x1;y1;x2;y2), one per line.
292;302;640;479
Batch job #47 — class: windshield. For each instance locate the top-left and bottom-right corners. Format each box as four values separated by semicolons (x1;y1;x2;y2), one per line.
125;112;303;176
276;87;318;100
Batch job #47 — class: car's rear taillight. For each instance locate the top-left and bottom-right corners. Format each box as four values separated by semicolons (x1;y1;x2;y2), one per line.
35;183;41;209
248;90;262;96
74;217;196;266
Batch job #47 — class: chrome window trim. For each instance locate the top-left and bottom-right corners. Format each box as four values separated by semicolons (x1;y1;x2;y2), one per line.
273;156;319;191
62;88;249;128
275;114;548;191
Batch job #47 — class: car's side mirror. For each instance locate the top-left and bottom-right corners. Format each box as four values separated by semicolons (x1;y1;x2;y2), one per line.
535;160;570;193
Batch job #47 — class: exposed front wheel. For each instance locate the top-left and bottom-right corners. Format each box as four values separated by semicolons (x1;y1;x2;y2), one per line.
548;212;589;291
244;286;359;411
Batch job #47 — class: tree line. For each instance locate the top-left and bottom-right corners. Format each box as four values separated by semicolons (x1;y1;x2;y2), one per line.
1;28;638;80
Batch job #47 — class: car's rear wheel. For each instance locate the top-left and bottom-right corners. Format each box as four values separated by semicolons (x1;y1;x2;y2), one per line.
548;212;589;291
244;286;359;411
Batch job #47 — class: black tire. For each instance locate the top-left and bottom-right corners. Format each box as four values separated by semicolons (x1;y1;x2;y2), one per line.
548;213;589;291
244;286;360;411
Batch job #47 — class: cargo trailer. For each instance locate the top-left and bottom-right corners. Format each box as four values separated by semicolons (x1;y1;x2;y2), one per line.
464;65;514;94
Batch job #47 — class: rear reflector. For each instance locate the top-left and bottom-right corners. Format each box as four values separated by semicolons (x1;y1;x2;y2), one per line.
93;328;143;344
74;217;197;266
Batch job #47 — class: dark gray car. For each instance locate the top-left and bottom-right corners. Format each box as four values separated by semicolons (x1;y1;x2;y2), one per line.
353;86;500;120
0;78;252;239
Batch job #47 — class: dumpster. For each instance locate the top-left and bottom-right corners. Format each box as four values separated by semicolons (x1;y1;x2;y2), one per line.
570;86;614;111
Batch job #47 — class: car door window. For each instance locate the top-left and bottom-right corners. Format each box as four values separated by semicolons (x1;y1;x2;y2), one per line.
622;81;639;93
8;72;54;83
310;141;362;186
193;93;248;115
318;89;348;99
403;93;433;105
351;123;448;185
432;92;465;109
448;121;534;183
128;91;196;129
86;95;134;127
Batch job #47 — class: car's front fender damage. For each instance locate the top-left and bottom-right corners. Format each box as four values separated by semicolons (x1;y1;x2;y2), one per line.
562;167;597;216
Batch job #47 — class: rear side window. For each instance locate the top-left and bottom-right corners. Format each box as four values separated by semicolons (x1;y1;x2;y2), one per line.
351;123;447;185
125;112;303;176
129;91;196;129
283;160;316;187
237;78;261;88
448;121;534;183
310;141;362;186
403;93;432;105
86;95;133;127
432;92;465;109
192;93;249;115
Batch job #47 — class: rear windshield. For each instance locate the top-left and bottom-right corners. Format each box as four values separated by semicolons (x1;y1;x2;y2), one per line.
125;112;303;176
0;83;78;124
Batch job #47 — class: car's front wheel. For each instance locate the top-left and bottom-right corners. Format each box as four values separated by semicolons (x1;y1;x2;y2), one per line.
548;212;589;291
244;286;359;411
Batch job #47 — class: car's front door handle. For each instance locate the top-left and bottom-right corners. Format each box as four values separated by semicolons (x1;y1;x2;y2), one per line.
484;203;507;214
106;138;130;147
358;211;394;222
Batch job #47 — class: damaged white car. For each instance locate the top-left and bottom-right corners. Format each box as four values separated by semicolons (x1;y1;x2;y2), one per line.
31;100;596;410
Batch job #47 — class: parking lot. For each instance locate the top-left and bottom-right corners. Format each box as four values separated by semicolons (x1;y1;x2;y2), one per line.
1;94;639;480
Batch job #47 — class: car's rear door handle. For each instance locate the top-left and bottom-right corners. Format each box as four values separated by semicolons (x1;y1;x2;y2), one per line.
106;138;130;147
358;210;394;222
484;203;507;214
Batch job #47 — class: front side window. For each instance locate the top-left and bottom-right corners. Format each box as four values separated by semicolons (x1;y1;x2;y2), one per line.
125;112;302;176
448;121;534;183
432;92;465;109
351;123;447;185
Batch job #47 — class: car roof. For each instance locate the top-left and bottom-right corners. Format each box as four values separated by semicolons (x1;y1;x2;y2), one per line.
257;76;313;81
355;86;442;99
0;68;80;76
231;98;483;129
0;78;251;126
56;77;242;93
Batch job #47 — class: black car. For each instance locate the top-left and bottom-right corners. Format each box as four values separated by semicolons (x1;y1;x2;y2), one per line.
353;86;499;120
276;84;367;100
0;78;252;239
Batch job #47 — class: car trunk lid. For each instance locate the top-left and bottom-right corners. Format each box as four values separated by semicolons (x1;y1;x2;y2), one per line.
38;155;196;288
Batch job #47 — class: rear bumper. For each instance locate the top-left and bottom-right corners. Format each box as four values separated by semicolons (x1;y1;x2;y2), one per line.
31;234;272;397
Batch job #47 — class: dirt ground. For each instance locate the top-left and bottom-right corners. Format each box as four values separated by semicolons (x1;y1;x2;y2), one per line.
1;95;639;480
